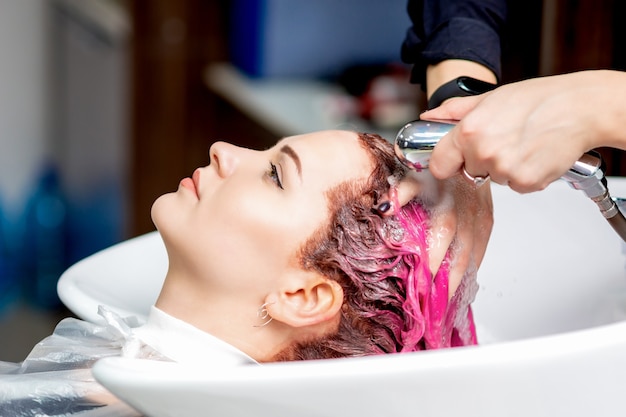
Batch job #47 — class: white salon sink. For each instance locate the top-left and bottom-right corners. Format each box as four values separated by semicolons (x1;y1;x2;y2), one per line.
59;178;626;417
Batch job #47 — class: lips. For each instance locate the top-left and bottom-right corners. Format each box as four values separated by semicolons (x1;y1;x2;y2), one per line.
180;169;200;199
192;169;201;193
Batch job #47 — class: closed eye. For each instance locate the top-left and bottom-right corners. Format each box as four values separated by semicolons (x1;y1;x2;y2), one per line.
268;162;284;189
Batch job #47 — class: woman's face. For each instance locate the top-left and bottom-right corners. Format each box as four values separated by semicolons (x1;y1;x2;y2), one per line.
151;130;374;300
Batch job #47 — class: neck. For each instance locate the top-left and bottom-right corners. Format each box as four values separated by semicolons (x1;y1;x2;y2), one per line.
155;269;293;362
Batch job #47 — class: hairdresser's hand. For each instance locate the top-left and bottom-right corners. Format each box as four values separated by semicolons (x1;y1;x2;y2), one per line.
394;173;493;299
422;70;626;193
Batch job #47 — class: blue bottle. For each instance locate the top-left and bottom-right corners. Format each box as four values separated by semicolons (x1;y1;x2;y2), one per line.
22;165;69;310
0;197;18;313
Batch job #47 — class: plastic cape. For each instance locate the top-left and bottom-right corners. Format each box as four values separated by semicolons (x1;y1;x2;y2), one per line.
0;307;168;417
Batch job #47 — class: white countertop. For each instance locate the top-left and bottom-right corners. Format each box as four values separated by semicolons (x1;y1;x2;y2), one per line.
204;63;396;140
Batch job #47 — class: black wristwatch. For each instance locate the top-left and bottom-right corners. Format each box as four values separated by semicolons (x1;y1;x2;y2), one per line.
428;76;498;109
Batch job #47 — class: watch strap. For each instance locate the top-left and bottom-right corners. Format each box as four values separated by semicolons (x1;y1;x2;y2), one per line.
428;76;498;109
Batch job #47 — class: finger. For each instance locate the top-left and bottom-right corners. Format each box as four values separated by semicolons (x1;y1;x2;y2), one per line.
394;174;422;207
376;172;442;217
396;170;443;206
424;95;496;180
429;128;465;180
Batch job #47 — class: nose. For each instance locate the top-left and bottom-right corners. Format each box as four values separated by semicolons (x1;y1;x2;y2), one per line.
209;141;241;178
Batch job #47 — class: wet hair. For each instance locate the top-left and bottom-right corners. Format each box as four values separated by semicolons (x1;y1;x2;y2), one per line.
273;132;477;361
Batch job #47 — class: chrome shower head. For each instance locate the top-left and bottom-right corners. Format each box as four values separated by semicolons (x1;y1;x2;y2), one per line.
394;120;454;171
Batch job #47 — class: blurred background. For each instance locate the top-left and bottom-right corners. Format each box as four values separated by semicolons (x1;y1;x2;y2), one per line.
0;0;624;361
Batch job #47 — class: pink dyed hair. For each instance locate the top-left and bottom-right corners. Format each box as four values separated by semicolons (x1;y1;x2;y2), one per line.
273;132;476;361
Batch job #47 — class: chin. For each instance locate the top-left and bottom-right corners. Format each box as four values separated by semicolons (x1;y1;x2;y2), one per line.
150;192;196;255
150;194;165;228
150;192;178;235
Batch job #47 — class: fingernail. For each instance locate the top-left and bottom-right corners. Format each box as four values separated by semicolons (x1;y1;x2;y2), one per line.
377;201;391;213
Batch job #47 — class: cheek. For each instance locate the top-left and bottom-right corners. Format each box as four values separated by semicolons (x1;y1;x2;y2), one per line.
207;193;300;256
204;190;328;273
188;205;302;293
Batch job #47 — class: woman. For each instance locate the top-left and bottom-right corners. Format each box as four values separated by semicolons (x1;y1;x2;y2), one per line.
151;129;491;359
1;130;492;415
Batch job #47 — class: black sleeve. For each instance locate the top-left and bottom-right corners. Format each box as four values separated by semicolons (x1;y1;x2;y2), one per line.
401;0;508;86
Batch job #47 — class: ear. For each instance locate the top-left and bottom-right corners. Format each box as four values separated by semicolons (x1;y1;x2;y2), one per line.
267;271;343;328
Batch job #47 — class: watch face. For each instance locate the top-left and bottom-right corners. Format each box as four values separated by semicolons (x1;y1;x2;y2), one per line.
458;77;498;95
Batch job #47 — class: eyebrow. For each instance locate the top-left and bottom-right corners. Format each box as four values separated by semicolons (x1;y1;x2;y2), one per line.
280;144;302;180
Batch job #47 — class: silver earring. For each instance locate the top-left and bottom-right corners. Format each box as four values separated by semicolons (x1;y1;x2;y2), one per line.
253;302;274;327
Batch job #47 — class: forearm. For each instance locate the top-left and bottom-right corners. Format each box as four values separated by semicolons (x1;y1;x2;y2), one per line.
583;70;626;150
520;69;626;152
402;0;507;86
